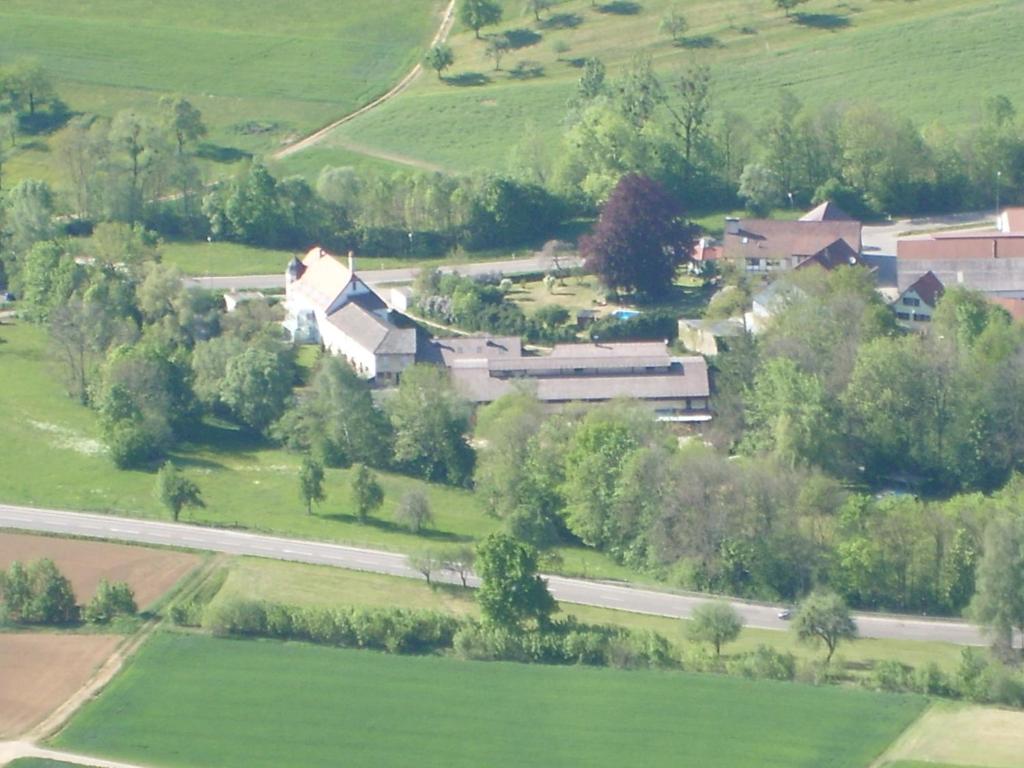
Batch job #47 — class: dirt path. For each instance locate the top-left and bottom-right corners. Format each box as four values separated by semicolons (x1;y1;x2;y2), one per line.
272;0;457;162
0;740;154;768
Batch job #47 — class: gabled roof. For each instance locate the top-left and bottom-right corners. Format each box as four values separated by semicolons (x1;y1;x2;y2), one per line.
326;302;416;355
724;219;862;263
795;237;860;270
901;271;945;308
293;247;355;312
800;201;855;222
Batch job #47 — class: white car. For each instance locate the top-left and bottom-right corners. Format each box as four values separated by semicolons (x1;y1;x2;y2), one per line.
777;608;792;620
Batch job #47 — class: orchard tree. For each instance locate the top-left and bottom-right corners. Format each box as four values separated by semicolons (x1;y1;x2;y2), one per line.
408;550;444;587
475;532;556;630
395;490;433;533
774;0;808;17
526;0;551;21
793;591;857;663
659;7;688;43
687;601;744;658
424;44;455;80
352;463;384;523
299;456;325;515
159;95;206;156
443;545;476;587
459;0;502;39
155;462;204;521
580;173;693;298
485;35;510;71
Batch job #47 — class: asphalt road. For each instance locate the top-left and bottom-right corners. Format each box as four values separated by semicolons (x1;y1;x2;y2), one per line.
185;253;583;292
0;503;984;645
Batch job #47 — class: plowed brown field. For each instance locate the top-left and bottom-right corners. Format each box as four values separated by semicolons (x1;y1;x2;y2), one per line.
0;532;200;608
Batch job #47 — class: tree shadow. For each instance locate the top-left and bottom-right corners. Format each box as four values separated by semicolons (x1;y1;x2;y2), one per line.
596;1;641;15
180;419;266;461
318;511;471;542
503;28;542;49
196;143;252;164
171;454;229;471
678;34;721;49
445;72;491;87
793;12;851;30
739;25;758;35
566;57;588;68
509;60;545;80
540;12;583;29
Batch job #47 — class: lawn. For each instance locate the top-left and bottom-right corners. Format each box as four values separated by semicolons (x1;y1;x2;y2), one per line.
207;557;966;679
0;0;445;185
302;0;1024;175
54;631;926;768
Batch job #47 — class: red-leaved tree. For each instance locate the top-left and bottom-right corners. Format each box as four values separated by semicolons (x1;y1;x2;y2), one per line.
580;174;693;298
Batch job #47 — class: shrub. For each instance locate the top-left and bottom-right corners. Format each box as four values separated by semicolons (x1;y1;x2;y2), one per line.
84;579;137;624
915;662;953;697
872;660;915;692
729;645;796;681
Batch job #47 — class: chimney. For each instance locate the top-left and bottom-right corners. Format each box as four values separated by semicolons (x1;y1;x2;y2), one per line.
348;250;355;272
725;217;740;235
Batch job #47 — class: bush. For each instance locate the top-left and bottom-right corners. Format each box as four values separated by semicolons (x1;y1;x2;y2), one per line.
84;579;137;624
729;645;796;681
871;659;915;692
587;309;678;342
915;662;953;697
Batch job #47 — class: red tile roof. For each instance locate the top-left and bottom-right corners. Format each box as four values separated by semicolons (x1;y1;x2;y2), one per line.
903;271;945;308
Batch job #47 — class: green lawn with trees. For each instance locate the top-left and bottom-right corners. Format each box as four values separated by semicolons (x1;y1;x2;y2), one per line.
53;630;926;768
308;0;1024;176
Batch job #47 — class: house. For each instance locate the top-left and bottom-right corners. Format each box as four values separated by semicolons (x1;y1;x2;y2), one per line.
283;247;417;385
896;210;1024;298
744;280;805;334
891;271;944;328
677;318;746;356
429;338;711;422
723;202;862;273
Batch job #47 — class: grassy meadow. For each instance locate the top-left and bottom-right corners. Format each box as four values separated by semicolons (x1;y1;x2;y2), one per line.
0;0;445;186
296;0;1024;175
54;631;926;768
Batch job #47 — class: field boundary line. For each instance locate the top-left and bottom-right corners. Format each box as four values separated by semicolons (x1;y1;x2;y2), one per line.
272;0;457;161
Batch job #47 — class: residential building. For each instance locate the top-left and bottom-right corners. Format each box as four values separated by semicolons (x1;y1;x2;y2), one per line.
723;202;862;273
283;247;417;385
891;271;944;328
428;338;711;421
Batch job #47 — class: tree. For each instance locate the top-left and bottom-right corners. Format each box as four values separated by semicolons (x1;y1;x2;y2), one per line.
793;591;857;663
155;462;204;521
407;550;444;587
299;456;325;515
485;35;510;71
159;95;207;156
774;0;808;17
666;64;711;183
970;515;1024;654
659;7;688;43
0;561;32;622
687;601;744;658
4;178;55;254
738;163;783;215
459;0;502;39
352;463;384;523
395;490;433;533
386;364;474;486
475;532;556;630
580;173;693;298
526;0;551;21
424;44;455;79
1;60;55;116
615;54;663;129
27;559;77;625
575;58;607;103
219;346;293;433
443;545;476;587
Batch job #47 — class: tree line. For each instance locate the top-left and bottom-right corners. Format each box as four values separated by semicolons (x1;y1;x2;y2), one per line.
0;558;137;626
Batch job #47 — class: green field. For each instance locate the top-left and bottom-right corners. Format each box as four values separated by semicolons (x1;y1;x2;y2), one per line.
291;0;1024;175
0;0;444;185
4;761;84;768
54;631;926;768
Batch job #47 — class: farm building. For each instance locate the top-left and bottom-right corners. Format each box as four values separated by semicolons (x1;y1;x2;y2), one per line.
283;247;417;385
427;338;711;421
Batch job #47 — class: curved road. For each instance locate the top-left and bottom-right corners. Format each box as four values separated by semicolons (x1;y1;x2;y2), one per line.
0;503;983;645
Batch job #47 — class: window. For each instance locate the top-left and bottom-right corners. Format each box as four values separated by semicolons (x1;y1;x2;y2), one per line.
902;297;920;307
913;313;931;322
896;312;911;321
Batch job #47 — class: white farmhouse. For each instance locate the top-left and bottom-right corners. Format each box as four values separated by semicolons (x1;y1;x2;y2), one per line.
283;247;417;385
